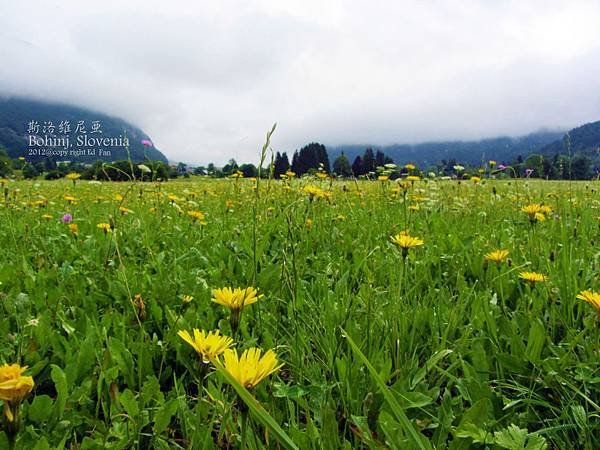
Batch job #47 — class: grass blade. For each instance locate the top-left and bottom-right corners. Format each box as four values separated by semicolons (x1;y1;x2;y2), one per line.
341;327;432;450
212;359;298;450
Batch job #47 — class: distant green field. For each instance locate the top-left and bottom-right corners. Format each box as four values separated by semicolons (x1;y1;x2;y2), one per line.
0;176;598;449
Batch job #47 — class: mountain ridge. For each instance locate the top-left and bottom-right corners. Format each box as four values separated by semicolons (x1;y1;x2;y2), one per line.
0;97;168;163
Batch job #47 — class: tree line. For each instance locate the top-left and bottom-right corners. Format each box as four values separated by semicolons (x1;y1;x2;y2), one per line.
0;144;597;181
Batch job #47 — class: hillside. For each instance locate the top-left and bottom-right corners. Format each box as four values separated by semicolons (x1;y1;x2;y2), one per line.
0;97;168;163
540;120;600;162
329;130;564;168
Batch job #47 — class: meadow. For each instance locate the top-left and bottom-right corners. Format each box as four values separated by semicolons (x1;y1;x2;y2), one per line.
0;174;598;449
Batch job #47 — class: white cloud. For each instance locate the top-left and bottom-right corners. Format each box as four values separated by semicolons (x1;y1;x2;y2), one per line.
1;0;599;164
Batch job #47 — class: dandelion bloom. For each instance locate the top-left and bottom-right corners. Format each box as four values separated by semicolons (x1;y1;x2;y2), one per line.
471;176;481;183
390;233;424;250
521;204;542;216
0;364;34;422
378;175;389;181
119;206;134;215
302;185;331;201
577;290;600;312
521;204;546;223
212;287;261;311
484;249;509;264
519;271;548;283
406;175;420;182
69;223;78;235
404;164;416;170
489;160;497;167
64;195;76;203
222;348;283;389
41;214;53;220
181;294;194;304
65;172;81;181
97;223;112;233
187;210;207;225
178;329;233;363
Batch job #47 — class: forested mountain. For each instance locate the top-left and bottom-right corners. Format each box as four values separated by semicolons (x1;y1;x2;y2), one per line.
0;97;167;163
540;120;600;163
329;130;564;168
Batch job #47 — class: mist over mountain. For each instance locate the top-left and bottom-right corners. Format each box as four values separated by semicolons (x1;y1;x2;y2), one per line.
540;120;600;162
0;97;168;163
329;130;565;168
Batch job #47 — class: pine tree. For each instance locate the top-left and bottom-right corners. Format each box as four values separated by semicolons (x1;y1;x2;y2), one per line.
274;152;290;178
362;147;376;174
352;156;363;176
375;150;385;168
333;153;352;177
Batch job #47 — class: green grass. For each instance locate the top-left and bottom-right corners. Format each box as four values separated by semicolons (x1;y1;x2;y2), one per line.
0;176;598;449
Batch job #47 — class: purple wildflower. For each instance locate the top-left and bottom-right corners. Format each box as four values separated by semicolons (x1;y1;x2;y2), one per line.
62;214;73;223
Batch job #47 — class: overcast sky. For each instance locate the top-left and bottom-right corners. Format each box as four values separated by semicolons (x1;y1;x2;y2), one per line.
1;0;600;165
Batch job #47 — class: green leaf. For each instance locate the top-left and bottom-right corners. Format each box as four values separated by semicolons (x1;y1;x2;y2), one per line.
28;395;53;423
410;349;453;389
212;358;298;450
119;389;139;419
494;424;547;450
455;423;493;444
153;398;179;435
341;327;432;450
51;364;68;421
525;320;545;363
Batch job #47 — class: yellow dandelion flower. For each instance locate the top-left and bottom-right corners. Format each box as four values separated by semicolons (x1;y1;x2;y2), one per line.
521;204;542;216
68;223;78;235
178;329;233;363
64;195;76;203
65;172;81;181
406;175;420;182
187;210;207;225
119;206;133;215
405;164;416;170
306;218;313;229
211;287;261;311
577;290;600;312
390;233;424;249
181;294;194;304
519;271;548;283
471;176;481;183
484;249;509;264
41;214;53;220
0;364;34;422
97;223;112;233
222;347;283;389
378;175;389;181
534;212;545;222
